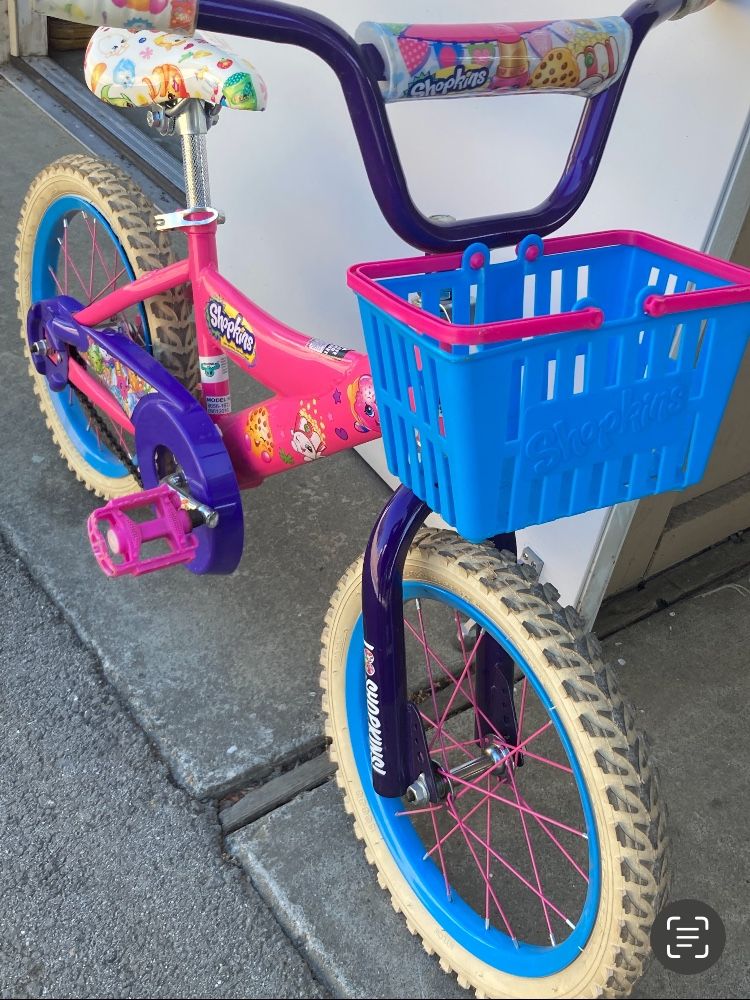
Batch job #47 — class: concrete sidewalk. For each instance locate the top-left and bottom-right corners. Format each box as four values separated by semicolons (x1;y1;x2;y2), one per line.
1;75;748;999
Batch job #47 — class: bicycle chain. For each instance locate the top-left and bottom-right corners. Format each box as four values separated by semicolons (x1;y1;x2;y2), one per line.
70;381;143;487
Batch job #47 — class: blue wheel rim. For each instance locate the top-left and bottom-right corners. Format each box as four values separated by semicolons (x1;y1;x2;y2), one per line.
31;195;150;478
345;581;601;977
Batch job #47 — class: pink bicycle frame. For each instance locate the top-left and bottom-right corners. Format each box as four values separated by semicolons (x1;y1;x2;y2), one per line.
72;214;380;490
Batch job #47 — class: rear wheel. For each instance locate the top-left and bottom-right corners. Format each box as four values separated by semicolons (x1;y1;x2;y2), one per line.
15;154;197;498
321;530;669;998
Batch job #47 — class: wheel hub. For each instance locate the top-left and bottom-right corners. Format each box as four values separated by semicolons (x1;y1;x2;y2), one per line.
406;737;512;806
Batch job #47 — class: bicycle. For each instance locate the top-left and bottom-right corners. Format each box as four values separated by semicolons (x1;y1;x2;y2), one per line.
16;0;749;996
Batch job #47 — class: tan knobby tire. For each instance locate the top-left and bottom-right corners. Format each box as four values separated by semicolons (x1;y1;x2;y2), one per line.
15;153;197;498
320;530;670;999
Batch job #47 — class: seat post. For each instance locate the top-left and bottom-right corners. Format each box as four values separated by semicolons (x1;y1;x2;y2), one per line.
175;100;213;211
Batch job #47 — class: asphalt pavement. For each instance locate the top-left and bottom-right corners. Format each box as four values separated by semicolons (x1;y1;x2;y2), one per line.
0;539;325;999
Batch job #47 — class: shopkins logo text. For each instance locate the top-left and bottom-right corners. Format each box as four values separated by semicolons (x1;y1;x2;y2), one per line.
408;65;490;99
524;380;690;475
206;298;256;365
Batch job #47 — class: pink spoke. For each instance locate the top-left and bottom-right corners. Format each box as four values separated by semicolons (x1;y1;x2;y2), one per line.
48;266;65;295
406;617;546;760
448;801;575;931
405;616;482;717
404;618;455;682
63;218;69;293
58;229;92;301
540;827;588;882
418;710;480;762
407;772;585;940
419;737;582;864
507;719;554;762
87;217;96;300
415;600;450;771
397;605;586;939
110;422;133;460
412;631;569;780
435;626;484;730
422;661;561;778
446;767;587;840
91;265;128;304
404;619;481;747
518;748;573;774
516;678;528;746
454;611;477;703
429;807;452;901
83;214;115;283
395;803;442;818
507;764;555;945
404;617;484;738
484;774;491;929
446;655;555;764
395;742;507;825
422;790;489;860
445;796;516;941
523;800;589;883
421;756;511;861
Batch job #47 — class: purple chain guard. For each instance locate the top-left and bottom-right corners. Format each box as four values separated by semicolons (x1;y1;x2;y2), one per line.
30;296;244;575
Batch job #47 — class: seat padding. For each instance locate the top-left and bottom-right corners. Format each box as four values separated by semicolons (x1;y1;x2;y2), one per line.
84;27;267;110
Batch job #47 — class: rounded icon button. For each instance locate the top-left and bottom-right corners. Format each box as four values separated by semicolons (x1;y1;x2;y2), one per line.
651;899;726;974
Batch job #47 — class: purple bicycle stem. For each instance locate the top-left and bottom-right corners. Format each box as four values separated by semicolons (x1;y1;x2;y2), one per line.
197;0;685;252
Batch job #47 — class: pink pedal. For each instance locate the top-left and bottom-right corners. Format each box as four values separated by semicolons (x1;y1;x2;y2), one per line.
88;484;198;577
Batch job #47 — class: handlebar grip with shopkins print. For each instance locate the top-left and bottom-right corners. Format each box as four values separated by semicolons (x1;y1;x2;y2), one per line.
356;18;634;103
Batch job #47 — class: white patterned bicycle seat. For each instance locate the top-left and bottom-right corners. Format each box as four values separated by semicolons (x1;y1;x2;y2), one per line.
84;26;268;111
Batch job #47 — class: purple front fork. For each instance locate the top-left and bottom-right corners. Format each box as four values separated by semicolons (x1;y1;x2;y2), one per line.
362;487;518;798
362;487;429;798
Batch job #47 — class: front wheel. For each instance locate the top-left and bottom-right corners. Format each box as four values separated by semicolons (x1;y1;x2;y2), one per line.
321;530;669;998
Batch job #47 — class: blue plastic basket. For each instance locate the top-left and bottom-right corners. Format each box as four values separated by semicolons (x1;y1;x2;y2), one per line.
349;231;750;542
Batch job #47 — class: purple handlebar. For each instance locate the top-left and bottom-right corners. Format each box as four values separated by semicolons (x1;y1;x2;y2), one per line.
197;0;697;250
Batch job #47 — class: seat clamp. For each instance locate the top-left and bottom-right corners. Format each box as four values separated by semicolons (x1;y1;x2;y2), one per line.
154;208;225;231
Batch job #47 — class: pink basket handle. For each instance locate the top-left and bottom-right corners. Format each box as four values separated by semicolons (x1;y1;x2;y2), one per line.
644;283;750;317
